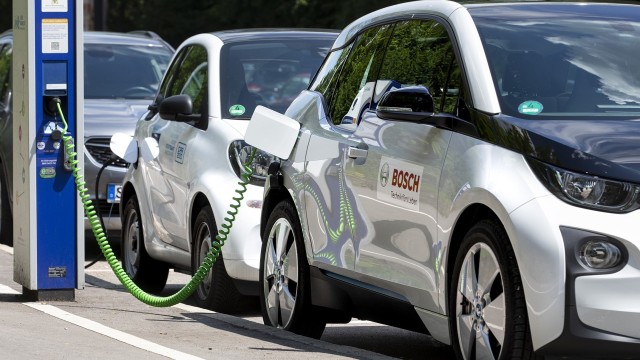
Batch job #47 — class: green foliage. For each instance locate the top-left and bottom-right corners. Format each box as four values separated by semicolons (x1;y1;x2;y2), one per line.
103;0;411;48
0;0;11;33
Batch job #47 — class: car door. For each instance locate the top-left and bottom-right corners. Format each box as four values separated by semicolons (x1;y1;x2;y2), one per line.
347;19;465;311
303;24;393;273
143;44;208;250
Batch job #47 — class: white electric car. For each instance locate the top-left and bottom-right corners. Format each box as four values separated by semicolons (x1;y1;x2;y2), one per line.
117;29;337;312
249;1;640;359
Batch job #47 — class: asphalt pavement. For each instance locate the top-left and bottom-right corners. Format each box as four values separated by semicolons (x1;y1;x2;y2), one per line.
0;243;405;360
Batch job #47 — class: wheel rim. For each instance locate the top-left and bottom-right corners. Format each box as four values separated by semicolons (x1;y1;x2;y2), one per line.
195;222;213;300
263;217;299;329
456;242;506;360
124;208;141;276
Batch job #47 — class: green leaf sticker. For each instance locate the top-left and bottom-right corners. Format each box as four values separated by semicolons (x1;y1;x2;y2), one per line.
518;101;544;115
229;104;246;116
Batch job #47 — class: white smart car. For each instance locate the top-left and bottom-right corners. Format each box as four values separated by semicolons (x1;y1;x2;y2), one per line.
248;1;640;359
118;29;337;312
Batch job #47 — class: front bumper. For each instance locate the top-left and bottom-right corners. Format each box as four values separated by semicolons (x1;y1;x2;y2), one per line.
536;227;640;358
213;183;263;282
511;195;640;357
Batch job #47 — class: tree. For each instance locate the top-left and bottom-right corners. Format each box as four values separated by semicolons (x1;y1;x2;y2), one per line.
104;0;412;48
0;0;11;33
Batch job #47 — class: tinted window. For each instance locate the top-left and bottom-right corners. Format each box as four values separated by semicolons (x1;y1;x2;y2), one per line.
310;43;353;103
84;43;172;99
327;25;393;128
472;4;640;119
376;20;461;115
220;39;332;119
164;45;208;117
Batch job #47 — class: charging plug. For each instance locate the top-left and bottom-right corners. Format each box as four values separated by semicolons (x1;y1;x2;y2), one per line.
45;97;62;116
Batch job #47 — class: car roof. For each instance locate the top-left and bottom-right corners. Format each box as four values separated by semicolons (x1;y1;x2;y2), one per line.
332;0;639;49
84;31;173;49
211;28;339;44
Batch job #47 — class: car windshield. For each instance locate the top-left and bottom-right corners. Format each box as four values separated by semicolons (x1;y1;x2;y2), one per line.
84;43;173;100
219;39;332;119
471;4;640;119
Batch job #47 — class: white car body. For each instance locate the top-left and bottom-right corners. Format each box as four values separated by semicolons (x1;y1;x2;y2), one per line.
120;30;337;311
251;1;640;358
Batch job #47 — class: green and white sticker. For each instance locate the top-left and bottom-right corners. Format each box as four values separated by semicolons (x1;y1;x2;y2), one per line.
518;101;544;115
229;104;246;116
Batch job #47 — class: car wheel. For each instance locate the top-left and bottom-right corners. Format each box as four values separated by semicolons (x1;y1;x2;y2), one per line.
0;165;12;247
450;220;535;360
122;196;169;294
259;200;326;338
192;206;248;313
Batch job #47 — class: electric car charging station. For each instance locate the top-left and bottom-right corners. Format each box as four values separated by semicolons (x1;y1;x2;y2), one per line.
12;0;84;301
4;1;640;358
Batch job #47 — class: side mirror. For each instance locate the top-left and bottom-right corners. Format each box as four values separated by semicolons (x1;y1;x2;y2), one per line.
159;94;193;121
376;86;434;122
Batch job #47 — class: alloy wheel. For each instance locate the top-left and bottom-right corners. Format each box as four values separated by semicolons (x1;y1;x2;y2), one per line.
124;209;141;276
195;221;213;299
455;242;506;360
263;217;299;329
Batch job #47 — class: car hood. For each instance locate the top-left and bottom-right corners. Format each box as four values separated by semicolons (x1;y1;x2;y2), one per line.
493;116;640;183
83;99;151;138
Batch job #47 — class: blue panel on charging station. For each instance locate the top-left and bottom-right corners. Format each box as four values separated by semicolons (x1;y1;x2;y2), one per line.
42;61;68;96
35;6;77;289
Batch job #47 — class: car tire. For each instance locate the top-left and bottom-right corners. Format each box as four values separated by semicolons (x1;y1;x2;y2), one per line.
0;165;12;247
122;196;169;294
191;206;249;313
450;220;536;360
259;200;326;338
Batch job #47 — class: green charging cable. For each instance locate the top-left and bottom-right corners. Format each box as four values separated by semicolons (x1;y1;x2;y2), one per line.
57;101;256;307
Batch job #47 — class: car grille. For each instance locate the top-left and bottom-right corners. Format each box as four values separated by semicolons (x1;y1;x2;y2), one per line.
85;137;129;168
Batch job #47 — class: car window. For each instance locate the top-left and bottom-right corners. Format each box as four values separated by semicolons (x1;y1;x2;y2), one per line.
310;42;353;106
375;20;462;116
165;45;208;118
326;25;393;129
157;49;185;101
472;7;640;119
0;44;12;107
84;43;172;100
219;39;332;119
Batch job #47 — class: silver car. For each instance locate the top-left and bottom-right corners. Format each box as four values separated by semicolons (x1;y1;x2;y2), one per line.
0;31;174;246
252;1;640;359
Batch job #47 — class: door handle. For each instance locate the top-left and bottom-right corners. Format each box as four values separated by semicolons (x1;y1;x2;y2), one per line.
347;146;368;159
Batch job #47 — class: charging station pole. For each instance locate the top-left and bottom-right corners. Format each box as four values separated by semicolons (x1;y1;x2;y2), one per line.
13;0;84;300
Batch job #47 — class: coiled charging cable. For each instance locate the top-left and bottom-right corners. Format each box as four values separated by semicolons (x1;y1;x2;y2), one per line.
58;101;256;307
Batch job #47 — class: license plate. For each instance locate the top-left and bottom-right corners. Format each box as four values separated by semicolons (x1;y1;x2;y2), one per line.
107;183;122;203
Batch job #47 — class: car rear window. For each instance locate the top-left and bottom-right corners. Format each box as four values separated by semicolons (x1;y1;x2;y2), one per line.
471;4;640;119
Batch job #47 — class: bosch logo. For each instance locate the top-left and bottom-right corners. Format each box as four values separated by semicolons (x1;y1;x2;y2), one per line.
391;169;420;192
380;162;390;187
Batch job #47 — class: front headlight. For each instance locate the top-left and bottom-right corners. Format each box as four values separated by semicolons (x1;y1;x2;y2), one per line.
528;159;640;213
229;140;278;186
